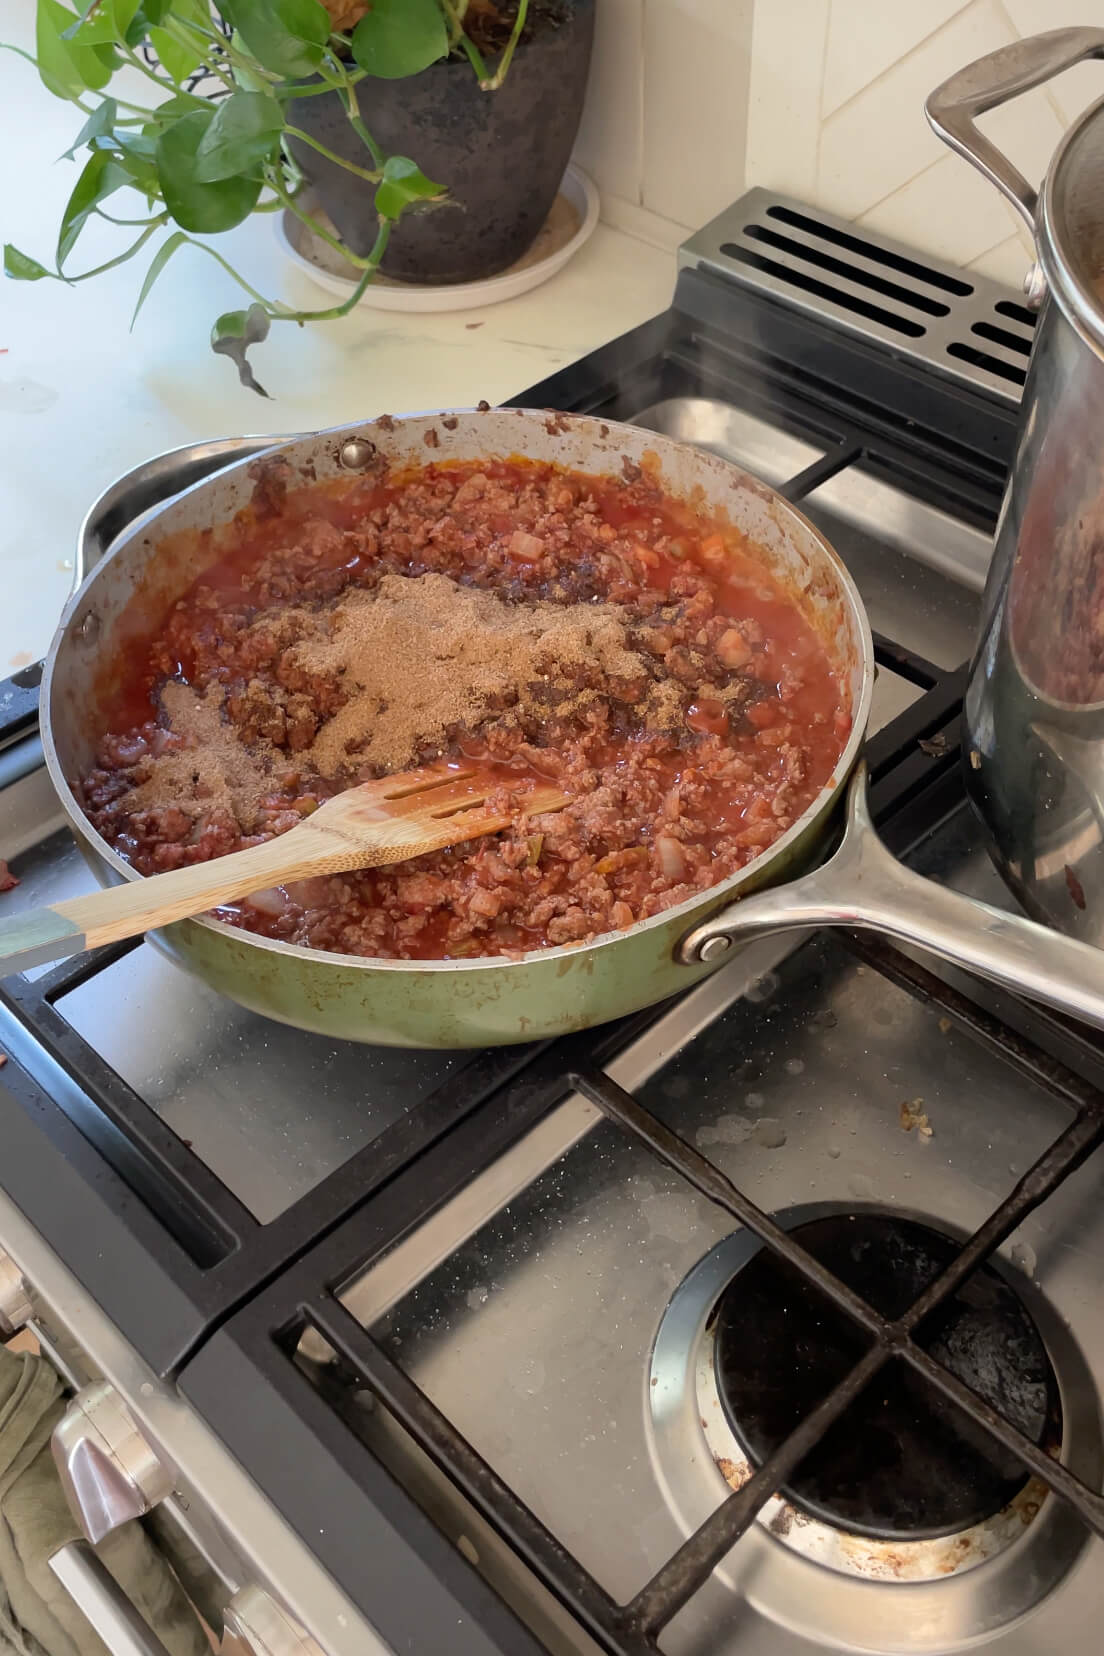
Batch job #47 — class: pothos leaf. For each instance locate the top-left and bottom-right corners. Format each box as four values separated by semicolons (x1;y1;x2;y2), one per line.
193;90;283;182
148;23;200;81
227;32;272;91
143;90;210;122
218;0;330;80
4;245;52;281
156;109;263;232
109;127;159;165
69;0;141;42
124;0;202;54
60;95;118;159
211;303;271;396
57;148;134;265
131;228;189;323
374;155;444;221
350;0;447;79
36;0;114;99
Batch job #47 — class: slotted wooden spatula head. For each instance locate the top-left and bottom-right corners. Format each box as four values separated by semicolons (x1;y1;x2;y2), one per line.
283;761;569;875
0;762;569;976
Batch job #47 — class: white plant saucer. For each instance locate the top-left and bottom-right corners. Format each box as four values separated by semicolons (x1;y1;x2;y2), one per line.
275;164;600;314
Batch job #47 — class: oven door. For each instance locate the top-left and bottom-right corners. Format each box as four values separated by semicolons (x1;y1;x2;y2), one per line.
0;1190;392;1656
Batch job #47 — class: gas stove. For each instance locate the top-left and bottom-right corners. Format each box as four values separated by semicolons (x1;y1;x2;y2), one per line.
2;189;1104;1656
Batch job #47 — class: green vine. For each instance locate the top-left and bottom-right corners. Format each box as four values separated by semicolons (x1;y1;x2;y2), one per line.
3;0;532;393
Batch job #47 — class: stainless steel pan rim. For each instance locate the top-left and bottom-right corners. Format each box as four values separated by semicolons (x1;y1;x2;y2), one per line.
41;414;874;978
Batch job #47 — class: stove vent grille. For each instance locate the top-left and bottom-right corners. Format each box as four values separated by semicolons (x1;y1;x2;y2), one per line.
680;190;1035;405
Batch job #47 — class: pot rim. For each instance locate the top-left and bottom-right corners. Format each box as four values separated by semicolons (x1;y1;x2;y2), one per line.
42;409;874;977
1039;88;1104;365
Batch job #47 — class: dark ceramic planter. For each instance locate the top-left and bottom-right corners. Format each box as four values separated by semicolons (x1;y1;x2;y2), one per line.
288;0;595;285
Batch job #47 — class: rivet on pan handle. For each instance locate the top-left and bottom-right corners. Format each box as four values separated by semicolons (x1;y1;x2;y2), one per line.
677;763;1104;1033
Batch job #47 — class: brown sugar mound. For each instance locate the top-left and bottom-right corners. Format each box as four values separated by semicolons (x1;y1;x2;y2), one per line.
290;571;678;775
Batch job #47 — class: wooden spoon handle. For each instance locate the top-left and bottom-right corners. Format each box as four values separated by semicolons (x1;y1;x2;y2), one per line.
0;826;327;977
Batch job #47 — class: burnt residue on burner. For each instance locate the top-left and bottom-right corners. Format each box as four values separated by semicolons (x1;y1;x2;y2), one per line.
712;1213;1061;1541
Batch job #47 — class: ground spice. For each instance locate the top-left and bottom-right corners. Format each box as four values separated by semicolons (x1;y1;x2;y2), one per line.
289;571;679;775
128;682;274;828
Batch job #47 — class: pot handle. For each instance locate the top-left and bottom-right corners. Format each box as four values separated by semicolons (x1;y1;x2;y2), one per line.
677;764;1104;1032
925;26;1104;237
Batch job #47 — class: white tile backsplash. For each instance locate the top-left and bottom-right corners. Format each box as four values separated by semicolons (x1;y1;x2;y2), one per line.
641;0;753;227
744;0;830;200
967;232;1033;288
817;0;1023;219
821;0;973;120
855;151;1021;268
573;0;644;205
573;0;1100;283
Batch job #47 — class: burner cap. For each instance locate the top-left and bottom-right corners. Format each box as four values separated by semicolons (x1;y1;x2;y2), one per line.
712;1214;1059;1540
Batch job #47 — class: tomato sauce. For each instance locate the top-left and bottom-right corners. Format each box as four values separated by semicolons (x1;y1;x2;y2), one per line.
79;458;848;961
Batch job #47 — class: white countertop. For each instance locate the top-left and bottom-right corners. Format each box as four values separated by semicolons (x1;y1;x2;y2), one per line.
0;5;675;674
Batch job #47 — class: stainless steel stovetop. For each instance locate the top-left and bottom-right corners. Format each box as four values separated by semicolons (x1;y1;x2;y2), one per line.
305;411;1104;1655
2;190;1102;1656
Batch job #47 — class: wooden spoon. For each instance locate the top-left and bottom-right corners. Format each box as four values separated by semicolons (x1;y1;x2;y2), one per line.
0;762;567;978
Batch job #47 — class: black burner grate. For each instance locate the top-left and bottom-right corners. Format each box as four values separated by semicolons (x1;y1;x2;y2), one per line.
710;1212;1057;1539
193;939;1104;1656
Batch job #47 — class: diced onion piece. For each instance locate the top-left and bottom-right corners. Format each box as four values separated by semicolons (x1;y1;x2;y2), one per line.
716;628;751;669
244;886;289;917
508;530;545;562
655;835;687;880
525;833;544;867
283;877;333;906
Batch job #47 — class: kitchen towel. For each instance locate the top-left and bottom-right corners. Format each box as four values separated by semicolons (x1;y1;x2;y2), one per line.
0;1344;208;1656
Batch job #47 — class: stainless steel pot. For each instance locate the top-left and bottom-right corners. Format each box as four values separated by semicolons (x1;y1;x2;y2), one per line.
927;27;1104;941
35;407;1104;1046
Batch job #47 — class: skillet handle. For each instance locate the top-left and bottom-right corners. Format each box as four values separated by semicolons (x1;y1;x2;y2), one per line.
677;763;1104;1032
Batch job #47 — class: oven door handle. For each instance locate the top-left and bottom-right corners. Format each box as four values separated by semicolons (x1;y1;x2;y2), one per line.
49;1541;174;1656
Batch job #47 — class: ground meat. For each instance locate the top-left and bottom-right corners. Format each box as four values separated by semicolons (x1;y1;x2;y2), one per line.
80;459;847;961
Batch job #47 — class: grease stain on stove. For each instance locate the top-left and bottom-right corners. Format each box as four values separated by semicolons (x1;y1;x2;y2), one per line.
754;1117;787;1149
695;1114;754;1149
633;1181;699;1246
744;971;780;1004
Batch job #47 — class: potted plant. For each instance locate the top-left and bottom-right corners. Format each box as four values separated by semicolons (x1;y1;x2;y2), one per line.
295;0;594;285
3;0;595;393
